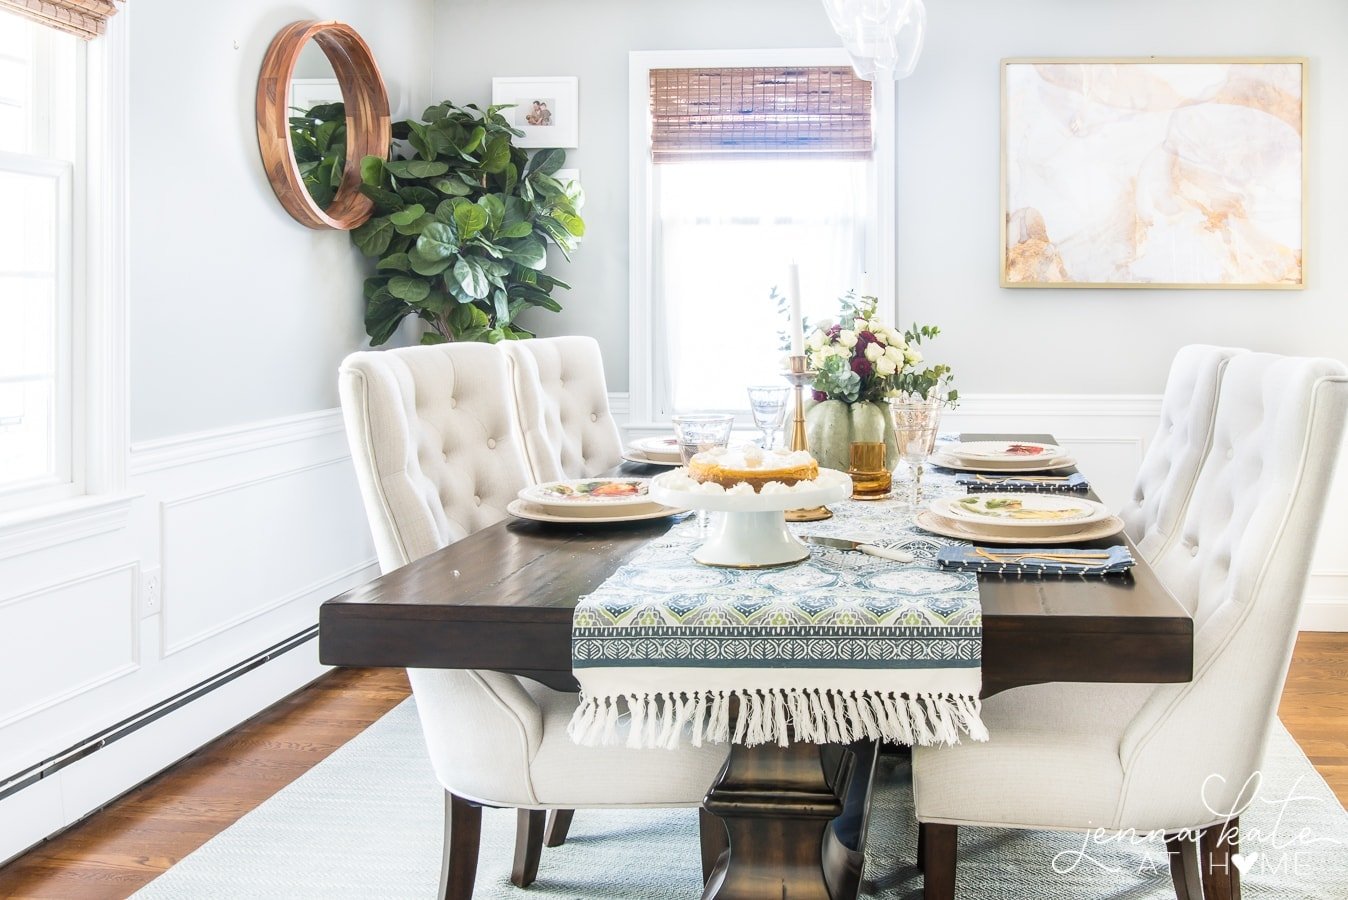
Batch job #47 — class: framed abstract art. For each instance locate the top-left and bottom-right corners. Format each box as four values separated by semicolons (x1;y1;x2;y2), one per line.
1001;58;1306;289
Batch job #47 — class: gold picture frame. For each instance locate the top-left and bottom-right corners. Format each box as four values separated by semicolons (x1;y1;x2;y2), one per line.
1000;57;1308;290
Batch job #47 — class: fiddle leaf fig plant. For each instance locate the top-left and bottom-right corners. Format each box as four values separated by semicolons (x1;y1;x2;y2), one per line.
290;102;348;209
292;100;584;345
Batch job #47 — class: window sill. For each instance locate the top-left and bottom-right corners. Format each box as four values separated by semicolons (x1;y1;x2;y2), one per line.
0;491;140;562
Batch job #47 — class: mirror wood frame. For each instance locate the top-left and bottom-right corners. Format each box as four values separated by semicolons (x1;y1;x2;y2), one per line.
256;20;391;230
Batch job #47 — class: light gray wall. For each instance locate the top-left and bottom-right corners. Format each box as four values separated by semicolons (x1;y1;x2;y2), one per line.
432;0;1348;394
130;0;433;441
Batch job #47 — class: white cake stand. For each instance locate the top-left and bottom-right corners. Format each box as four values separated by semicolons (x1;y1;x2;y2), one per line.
649;469;853;568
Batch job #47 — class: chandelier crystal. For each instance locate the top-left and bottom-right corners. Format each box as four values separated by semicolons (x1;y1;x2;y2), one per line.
821;0;927;81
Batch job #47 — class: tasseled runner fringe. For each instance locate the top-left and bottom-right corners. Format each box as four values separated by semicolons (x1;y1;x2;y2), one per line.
567;689;988;749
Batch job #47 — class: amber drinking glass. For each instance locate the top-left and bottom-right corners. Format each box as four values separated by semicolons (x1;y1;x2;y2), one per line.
848;441;892;500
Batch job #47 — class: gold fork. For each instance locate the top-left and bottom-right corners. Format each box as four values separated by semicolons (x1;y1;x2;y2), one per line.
974;474;1074;484
974;548;1112;564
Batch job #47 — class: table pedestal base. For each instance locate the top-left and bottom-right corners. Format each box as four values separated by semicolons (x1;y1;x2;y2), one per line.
701;742;876;900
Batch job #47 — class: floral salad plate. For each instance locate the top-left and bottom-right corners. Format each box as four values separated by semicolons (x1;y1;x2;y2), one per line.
519;478;655;511
944;440;1063;463
932;493;1110;527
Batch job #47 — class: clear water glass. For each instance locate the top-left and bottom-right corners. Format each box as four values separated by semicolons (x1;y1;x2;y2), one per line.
889;396;945;510
746;385;790;449
672;414;736;531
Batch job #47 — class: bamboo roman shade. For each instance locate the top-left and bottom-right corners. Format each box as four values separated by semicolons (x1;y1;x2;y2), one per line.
0;0;121;39
649;66;872;163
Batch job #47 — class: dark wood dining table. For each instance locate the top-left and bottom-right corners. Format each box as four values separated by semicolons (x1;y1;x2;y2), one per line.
319;434;1193;900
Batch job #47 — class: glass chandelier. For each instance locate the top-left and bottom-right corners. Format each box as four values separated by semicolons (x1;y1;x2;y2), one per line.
820;0;927;81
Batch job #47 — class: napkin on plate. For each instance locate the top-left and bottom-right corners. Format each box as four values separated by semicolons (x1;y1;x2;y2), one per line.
955;472;1090;493
936;544;1134;576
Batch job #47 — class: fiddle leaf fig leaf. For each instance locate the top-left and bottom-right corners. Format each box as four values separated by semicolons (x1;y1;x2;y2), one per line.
387;275;431;304
385;159;450;179
481;135;511;174
376;252;411;272
389;204;426;227
527;148;565;177
453;203;488;240
502;237;547;270
352;217;394;258
452;256;490;299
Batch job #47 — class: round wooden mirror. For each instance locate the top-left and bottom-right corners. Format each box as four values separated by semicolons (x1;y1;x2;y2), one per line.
256;20;391;230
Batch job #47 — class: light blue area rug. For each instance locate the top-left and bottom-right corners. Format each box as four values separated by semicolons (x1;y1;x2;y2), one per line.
134;698;1347;899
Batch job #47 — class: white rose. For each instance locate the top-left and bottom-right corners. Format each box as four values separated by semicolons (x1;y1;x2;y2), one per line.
839;329;858;349
806;331;827;351
885;345;906;363
865;344;884;362
875;356;897;376
905;348;924;365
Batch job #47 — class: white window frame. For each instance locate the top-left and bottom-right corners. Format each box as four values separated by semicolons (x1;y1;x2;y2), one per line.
627;48;897;430
0;7;132;546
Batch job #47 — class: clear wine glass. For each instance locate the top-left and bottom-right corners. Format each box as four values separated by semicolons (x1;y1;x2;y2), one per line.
746;385;790;450
672;414;736;531
889;395;945;510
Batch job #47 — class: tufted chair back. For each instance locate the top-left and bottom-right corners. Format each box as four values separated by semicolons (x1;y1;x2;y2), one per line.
338;343;552;807
501;336;624;483
1121;345;1247;560
1115;353;1348;830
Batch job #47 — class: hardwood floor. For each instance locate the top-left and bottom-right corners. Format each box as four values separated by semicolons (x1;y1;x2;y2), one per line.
0;634;1343;899
0;666;411;900
1277;631;1348;802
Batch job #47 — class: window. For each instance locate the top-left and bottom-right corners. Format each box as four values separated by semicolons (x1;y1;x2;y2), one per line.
631;52;894;423
0;8;81;507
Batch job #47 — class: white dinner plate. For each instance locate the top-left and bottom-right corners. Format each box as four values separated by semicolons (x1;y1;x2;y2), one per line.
930;452;1078;474
915;510;1125;545
944;440;1064;464
507;499;687;524
932;493;1110;528
518;477;654;511
630;436;684;463
622;449;680;467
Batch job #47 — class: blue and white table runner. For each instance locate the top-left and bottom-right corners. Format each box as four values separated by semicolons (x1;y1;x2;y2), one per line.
568;464;989;750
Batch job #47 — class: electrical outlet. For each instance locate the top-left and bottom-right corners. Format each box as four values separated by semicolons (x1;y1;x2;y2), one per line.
142;567;162;618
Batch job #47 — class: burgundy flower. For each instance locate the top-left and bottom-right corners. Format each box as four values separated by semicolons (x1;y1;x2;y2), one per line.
858;330;878;346
850;356;873;378
811;389;828;402
827;324;842;337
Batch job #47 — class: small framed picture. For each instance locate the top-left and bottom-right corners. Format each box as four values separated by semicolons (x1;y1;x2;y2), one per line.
492;76;578;148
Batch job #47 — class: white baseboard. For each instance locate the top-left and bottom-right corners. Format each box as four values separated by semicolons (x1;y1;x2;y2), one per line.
0;635;327;866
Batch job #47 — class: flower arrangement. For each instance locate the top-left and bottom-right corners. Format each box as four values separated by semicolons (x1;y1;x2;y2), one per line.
804;293;957;405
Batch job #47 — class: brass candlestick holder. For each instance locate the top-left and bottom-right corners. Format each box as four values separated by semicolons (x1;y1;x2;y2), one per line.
781;354;832;522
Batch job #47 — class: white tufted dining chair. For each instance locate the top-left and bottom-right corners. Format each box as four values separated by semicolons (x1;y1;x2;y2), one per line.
338;343;727;900
500;336;625;484
1120;344;1247;560
910;352;1348;900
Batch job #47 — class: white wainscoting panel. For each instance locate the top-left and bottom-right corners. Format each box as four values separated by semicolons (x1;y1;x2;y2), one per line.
159;457;374;655
0;407;376;864
0;563;139;729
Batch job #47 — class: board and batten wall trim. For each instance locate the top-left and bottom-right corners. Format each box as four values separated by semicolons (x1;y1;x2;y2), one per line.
613;391;1348;631
0;406;375;865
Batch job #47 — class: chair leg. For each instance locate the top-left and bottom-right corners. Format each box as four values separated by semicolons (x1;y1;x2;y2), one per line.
543;808;574;848
916;820;926;871
920;822;958;900
511;808;547;888
438;792;482;900
698;807;729;884
1199;817;1243;900
1165;831;1203;900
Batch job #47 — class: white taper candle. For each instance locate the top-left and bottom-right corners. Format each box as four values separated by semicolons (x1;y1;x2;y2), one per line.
788;262;804;355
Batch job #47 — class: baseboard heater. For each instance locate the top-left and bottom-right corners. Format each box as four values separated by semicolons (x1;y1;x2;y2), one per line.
0;626;319;805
